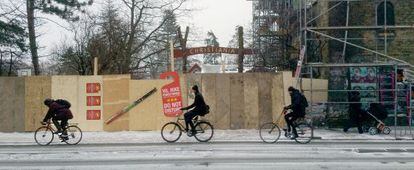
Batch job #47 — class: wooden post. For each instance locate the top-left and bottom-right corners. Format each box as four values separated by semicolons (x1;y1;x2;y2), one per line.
178;26;189;73
238;26;244;73
170;40;175;71
93;57;98;75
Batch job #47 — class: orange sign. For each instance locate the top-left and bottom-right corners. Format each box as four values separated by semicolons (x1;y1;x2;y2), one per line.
87;96;101;106
174;47;253;58
86;83;101;93
87;110;101;120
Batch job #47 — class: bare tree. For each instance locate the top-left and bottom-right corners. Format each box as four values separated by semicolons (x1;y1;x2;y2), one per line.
26;0;92;75
120;0;187;74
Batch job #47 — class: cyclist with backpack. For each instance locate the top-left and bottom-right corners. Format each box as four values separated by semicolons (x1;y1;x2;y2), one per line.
42;98;73;140
284;86;308;139
180;85;208;136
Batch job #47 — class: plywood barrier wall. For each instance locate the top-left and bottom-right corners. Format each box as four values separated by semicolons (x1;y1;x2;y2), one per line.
272;74;286;127
50;76;104;132
103;75;130;131
213;74;231;129
25;76;52;131
185;73;281;129
128;80;171;130
201;74;217;128
230;74;245;129
78;76;104;131
243;74;259;129
0;77;26;132
282;71;328;104
0;72;327;132
51;76;79;130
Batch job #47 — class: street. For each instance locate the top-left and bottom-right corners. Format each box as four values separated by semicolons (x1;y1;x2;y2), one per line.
1;140;414;170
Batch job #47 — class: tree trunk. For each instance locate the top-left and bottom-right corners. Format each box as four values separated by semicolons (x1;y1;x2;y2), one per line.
8;51;13;76
237;26;244;73
0;51;3;76
27;0;40;75
178;26;189;73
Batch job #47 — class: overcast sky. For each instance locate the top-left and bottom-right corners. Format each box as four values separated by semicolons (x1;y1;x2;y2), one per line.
181;0;252;47
37;0;252;57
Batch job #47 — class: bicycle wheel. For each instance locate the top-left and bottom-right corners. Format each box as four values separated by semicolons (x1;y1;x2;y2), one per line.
294;123;313;144
64;126;83;145
161;122;182;143
383;126;391;135
34;126;54;146
259;122;281;143
194;121;214;142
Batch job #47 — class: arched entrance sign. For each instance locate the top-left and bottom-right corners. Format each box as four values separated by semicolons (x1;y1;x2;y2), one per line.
173;47;253;58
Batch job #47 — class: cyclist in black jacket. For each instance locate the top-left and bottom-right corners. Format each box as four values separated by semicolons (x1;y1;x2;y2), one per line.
284;86;306;139
180;85;207;136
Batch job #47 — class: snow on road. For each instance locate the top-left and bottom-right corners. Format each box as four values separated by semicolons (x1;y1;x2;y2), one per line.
0;128;397;146
0;129;412;169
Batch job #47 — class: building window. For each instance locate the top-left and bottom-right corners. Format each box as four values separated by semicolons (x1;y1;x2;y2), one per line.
377;2;395;26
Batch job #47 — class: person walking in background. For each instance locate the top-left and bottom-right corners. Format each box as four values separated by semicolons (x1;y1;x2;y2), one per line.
343;91;365;134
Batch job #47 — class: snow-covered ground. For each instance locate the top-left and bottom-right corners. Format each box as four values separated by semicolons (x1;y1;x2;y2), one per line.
1;129;414;170
0;128;402;146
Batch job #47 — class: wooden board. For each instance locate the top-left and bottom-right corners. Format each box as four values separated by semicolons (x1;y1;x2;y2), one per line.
201;74;216;122
271;73;286;127
129;80;171;130
0;77;25;132
215;74;231;129
243;73;259;129
230;74;244;129
103;75;130;131
78;76;104;131
258;73;273;126
24;76;51;132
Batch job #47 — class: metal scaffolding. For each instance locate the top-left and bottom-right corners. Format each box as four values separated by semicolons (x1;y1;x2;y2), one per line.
251;0;297;70
298;0;414;139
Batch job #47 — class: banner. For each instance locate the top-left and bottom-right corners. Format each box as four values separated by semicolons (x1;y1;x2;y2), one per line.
295;46;306;87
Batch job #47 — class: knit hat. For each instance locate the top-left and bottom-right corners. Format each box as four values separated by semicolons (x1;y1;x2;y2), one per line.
192;85;199;91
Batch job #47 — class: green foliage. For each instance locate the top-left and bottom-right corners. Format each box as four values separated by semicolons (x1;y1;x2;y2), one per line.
0;20;27;51
35;0;93;21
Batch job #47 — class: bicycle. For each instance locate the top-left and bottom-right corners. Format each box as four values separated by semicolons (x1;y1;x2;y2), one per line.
259;108;313;144
161;115;214;143
34;121;83;146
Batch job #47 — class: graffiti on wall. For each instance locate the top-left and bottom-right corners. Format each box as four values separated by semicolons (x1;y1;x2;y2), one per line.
350;67;378;109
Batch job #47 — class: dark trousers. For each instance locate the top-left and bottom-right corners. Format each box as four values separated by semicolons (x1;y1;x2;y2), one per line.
343;114;364;134
184;110;199;131
285;111;304;135
53;114;68;134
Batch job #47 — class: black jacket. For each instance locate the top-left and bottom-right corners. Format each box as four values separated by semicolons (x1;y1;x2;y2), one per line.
43;102;73;122
287;89;305;113
184;92;207;113
348;92;364;117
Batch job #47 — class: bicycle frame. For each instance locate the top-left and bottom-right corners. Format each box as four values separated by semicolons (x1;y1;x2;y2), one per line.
171;116;205;132
277;109;312;127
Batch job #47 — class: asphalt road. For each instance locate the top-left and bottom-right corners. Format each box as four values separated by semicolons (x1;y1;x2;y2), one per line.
1;141;414;170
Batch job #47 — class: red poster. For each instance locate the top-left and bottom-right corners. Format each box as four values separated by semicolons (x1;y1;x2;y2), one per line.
160;72;183;117
86;83;101;93
87;96;101;106
87;110;101;120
